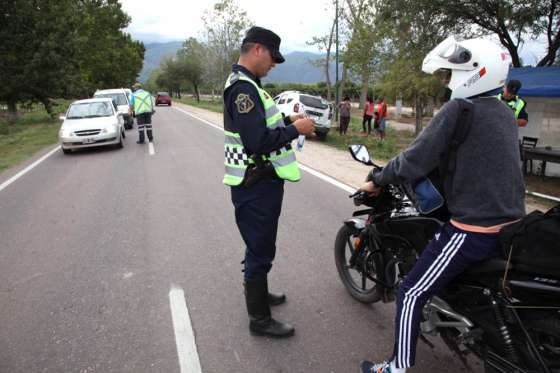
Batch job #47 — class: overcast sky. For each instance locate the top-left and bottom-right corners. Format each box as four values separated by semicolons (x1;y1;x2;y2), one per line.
119;0;547;64
119;0;336;53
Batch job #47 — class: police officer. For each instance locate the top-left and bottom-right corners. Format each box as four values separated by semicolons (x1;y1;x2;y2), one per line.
498;79;528;127
131;83;155;143
223;26;315;338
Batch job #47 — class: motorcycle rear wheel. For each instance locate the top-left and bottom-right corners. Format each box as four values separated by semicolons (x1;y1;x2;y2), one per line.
334;225;381;304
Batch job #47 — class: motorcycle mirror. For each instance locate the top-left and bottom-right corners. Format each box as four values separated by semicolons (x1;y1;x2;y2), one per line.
349;145;374;166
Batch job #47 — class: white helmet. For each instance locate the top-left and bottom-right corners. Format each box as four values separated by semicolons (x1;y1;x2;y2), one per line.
422;36;511;99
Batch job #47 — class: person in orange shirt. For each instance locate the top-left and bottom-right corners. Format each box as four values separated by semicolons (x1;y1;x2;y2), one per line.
376;97;388;140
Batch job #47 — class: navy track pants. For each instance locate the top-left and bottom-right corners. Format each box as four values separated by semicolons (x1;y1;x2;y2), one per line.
392;222;502;368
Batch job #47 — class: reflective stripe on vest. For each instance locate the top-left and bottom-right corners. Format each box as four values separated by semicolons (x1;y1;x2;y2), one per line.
222;72;300;186
134;91;152;114
498;94;525;119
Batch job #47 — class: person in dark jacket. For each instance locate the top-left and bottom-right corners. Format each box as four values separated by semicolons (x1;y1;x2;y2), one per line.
359;36;525;373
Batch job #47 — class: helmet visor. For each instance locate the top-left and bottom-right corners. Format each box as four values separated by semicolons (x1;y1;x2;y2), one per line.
438;43;472;64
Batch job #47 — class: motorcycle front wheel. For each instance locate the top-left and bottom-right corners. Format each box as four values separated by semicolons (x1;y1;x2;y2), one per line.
334;224;381;304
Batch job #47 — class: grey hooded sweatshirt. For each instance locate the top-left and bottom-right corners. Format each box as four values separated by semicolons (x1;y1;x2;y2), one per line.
373;97;525;227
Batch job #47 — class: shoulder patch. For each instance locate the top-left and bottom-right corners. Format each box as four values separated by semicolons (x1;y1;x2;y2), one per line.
235;93;255;114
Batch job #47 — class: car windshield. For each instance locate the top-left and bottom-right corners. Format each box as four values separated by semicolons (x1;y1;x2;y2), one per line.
300;94;328;109
66;102;113;119
157;92;169;97
95;93;128;106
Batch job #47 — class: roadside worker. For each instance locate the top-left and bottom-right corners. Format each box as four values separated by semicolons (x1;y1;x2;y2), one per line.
358;36;525;373
362;96;374;135
222;26;315;338
376;96;388;140
498;79;528;127
131;82;155;143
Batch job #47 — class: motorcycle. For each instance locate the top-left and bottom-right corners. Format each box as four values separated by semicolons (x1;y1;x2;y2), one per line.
335;145;560;373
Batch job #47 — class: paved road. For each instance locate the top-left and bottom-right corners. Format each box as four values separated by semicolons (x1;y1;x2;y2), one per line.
0;107;482;372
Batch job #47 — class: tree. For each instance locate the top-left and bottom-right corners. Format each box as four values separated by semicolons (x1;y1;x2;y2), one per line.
434;0;559;67
177;38;207;101
307;15;337;101
0;0;144;117
374;0;461;134
201;0;253;93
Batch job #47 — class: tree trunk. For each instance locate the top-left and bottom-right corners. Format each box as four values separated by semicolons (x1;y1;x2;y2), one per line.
414;94;423;136
40;97;54;118
359;64;369;109
6;100;18;123
194;84;200;102
324;18;336;102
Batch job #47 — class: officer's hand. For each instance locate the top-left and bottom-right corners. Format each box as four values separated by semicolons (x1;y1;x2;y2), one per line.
289;113;305;123
293;118;315;135
360;181;382;196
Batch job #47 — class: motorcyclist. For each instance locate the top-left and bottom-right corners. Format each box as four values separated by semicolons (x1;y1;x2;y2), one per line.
358;36;526;373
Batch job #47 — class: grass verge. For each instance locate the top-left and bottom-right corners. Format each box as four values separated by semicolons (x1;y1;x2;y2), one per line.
324;117;416;161
175;96;223;114
0;102;67;174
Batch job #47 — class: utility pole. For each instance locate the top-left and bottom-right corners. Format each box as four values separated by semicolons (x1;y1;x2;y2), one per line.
335;0;339;123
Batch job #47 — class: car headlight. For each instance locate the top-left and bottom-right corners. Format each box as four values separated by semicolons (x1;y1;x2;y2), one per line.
59;128;73;137
102;124;118;134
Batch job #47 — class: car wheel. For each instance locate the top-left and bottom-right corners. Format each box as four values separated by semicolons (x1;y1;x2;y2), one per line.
317;132;327;141
116;135;124;149
62;147;72;154
168;102;172;106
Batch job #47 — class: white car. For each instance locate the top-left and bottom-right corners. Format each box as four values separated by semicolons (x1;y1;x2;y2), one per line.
94;88;134;129
59;98;125;154
274;91;331;140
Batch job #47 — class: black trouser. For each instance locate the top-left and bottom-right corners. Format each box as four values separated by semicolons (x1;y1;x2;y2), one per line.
136;113;153;142
362;114;372;134
231;178;284;280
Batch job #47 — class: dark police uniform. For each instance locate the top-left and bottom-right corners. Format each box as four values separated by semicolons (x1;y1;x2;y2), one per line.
223;26;301;338
225;64;298;279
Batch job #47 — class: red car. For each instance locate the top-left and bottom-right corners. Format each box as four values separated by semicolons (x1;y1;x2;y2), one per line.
155;92;172;106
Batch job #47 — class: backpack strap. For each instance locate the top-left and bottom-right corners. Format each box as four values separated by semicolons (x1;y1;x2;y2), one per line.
440;98;475;193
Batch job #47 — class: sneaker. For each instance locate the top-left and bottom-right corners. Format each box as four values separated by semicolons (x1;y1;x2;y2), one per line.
360;360;391;373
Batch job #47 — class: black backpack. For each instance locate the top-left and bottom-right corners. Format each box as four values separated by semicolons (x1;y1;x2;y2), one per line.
499;204;560;277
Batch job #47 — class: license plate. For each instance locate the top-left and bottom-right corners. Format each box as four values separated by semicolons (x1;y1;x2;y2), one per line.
82;138;95;144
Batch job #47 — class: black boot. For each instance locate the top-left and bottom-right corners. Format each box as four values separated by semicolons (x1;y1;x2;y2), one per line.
267;292;286;306
244;277;294;338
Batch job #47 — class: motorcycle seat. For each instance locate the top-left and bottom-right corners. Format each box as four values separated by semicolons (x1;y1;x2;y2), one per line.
463;258;511;275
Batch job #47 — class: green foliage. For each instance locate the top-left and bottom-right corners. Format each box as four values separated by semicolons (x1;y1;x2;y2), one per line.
0;0;145;115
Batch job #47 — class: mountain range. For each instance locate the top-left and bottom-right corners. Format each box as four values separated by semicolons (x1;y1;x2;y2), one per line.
139;41;340;84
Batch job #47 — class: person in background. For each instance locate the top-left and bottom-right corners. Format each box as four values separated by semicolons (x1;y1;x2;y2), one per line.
362;97;374;135
339;96;351;135
131;83;155;144
498;79;528;127
376;96;388;140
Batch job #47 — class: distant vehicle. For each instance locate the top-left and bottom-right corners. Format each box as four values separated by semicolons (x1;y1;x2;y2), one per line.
274;91;331;140
93;88;134;129
59;98;125;154
155;92;172;106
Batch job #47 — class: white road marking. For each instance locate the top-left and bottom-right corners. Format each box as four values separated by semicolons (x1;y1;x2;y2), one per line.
169;286;203;373
149;142;155;155
0;145;60;193
172;107;223;132
172;106;357;194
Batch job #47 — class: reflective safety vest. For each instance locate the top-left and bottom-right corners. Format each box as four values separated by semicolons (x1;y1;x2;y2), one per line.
222;72;300;186
133;90;153;114
498;94;525;119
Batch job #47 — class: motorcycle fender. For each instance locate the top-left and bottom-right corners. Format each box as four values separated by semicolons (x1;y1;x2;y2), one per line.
344;218;366;234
